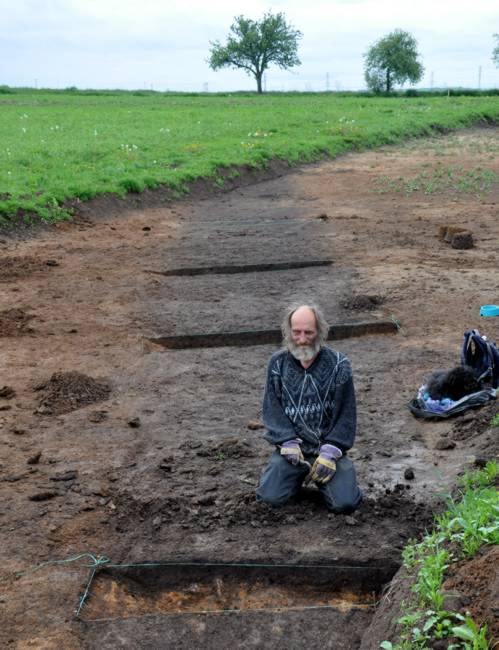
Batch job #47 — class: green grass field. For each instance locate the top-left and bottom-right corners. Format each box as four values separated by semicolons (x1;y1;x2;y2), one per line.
1;89;498;225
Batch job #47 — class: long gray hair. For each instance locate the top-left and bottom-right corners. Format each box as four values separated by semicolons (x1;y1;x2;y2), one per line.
281;303;330;348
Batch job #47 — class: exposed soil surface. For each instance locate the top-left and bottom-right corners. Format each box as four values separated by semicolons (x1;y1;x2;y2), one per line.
0;127;498;649
0;308;35;336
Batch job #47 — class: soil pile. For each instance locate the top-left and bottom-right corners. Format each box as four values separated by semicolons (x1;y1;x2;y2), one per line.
34;371;111;415
0;308;34;336
341;294;385;311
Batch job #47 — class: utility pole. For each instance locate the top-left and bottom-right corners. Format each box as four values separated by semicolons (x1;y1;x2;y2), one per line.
478;66;482;89
326;72;330;92
430;71;434;89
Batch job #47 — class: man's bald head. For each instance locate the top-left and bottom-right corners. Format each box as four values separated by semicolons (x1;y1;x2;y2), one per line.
282;303;329;362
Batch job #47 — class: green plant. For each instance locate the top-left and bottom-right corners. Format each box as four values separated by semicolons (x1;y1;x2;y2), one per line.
381;462;497;649
412;549;450;610
119;178;143;194
1;90;498;226
209;11;302;93
458;461;498;490
451;615;490;648
490;413;499;427
364;29;424;93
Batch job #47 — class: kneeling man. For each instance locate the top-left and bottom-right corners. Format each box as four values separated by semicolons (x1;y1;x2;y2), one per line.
256;304;362;514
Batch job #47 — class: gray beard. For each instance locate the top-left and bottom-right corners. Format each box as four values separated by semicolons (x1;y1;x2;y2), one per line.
287;339;321;362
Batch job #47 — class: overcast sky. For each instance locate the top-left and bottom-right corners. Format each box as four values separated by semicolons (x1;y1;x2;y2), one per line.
2;0;498;92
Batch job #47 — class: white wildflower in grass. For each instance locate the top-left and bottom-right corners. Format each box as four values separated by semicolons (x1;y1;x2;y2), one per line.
93;130;98;136
159;128;170;133
248;130;272;138
21;127;27;133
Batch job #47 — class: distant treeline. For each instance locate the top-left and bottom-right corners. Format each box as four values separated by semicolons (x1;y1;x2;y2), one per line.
1;85;498;98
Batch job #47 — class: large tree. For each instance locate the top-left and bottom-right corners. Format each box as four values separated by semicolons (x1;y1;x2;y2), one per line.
364;29;424;94
493;34;499;67
208;12;302;93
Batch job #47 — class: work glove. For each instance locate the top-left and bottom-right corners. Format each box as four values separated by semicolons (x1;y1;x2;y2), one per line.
311;444;342;484
279;438;304;466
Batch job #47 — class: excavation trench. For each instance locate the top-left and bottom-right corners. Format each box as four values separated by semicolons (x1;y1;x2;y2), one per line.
146;259;334;277
83;561;399;620
149;320;398;350
81;560;399;648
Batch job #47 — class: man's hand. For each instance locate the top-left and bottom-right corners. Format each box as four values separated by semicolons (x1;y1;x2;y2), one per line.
311;444;342;484
279;439;304;466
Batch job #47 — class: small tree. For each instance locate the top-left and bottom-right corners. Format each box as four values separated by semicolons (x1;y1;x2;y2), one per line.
493;34;499;67
364;29;424;94
208;11;302;93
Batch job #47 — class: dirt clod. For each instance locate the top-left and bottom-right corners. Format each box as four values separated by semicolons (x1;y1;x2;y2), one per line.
0;309;34;336
27;451;42;465
35;371;111;415
247;420;264;430
404;468;415;480
439;225;468;242
127;417;141;428
88;410;109;423
451;230;474;249
0;386;16;399
50;470;78;481
435;438;457;450
28;491;57;502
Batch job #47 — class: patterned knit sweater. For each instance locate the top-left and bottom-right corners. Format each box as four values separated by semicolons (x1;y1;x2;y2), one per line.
262;347;356;455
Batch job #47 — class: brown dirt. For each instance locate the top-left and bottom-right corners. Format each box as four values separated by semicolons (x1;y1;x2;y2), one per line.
0;127;498;649
0;255;52;280
0;308;35;336
443;545;499;644
33;371;111;416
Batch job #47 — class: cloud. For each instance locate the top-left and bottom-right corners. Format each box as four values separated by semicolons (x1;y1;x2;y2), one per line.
1;0;498;90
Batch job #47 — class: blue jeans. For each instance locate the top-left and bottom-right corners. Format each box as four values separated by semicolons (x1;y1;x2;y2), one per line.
256;450;362;514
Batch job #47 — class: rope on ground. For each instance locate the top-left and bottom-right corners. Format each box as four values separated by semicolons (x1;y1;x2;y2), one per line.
83;602;377;624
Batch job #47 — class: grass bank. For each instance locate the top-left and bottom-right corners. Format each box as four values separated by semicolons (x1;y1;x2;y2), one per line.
381;458;499;650
1;90;498;225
